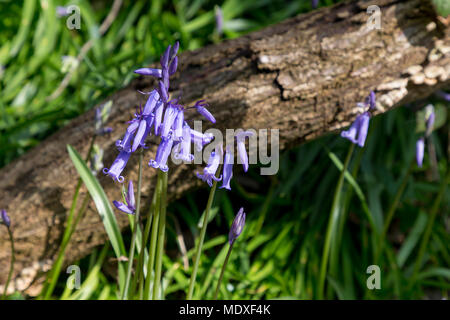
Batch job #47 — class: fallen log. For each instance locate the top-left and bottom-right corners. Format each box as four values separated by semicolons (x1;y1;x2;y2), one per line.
0;0;449;295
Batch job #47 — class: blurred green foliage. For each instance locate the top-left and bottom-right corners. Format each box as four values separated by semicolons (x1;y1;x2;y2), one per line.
1;0;449;300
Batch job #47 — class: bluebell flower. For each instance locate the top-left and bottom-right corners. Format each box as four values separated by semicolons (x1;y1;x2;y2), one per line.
116;121;139;152
149;137;174;172
415;104;435;167
169;56;178;76
195;100;216;123
160;45;172;69
236;131;254;172
172;108;184;141
425;104;435;137
113;181;136;215
142;90;160;115
103;151;131;182
341;112;370;147
1;209;10;228
191;130;214;152
153;100;164;135
161;104;178;139
311;0;319;9
170;41;179;61
229;207;245;245
174;122;194;162
416;137;425;167
366;91;376;109
159;81;169;103
197;146;223;187
220;145;234;190
341;91;375;147
134;68;162;78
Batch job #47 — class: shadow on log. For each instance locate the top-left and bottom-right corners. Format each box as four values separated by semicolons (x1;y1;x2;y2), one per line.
0;0;449;295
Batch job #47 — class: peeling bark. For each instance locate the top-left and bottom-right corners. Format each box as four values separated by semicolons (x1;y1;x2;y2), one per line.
0;0;449;295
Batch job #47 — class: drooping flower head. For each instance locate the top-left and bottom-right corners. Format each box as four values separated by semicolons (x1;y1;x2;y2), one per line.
197;146;223;187
1;209;10;228
113;181;136;215
191;129;215;152
149;137;174;172
235;131;255;172
229;207;245;245
416;137;425;168
220;145;234;190
174;122;194;162
341;112;370;147
194;100;216;124
341;91;375;147
103;151;131;183
425;104;435;137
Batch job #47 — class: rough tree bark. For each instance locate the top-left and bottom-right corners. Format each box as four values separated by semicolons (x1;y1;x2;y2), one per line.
0;0;449;295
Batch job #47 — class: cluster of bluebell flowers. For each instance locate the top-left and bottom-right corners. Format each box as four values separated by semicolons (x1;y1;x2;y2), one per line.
197;130;254;190
341;91;375;147
104;42;212;184
104;42;255;215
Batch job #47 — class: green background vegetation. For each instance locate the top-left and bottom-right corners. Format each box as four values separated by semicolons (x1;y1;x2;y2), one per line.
1;0;449;299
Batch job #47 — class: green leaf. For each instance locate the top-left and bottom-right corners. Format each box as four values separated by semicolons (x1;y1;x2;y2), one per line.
397;211;428;268
432;0;450;16
67;145;126;258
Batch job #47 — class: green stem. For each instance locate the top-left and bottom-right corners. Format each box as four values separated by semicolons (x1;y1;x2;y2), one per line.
152;170;168;300
135;176;161;299
213;241;234;300
187;176;219;300
318;143;354;300
410;169;450;286
143;172;163;300
122;149;144;300
376;159;414;261
2;227;15;300
41;136;96;299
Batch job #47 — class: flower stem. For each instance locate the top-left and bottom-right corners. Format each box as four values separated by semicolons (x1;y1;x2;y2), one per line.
135;175;161;299
121;149;144;300
376;159;414;261
152;170;168;300
187;175;219;300
143;172;163;300
213;241;234;300
2;227;15;300
318;143;354;299
410;168;450;287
